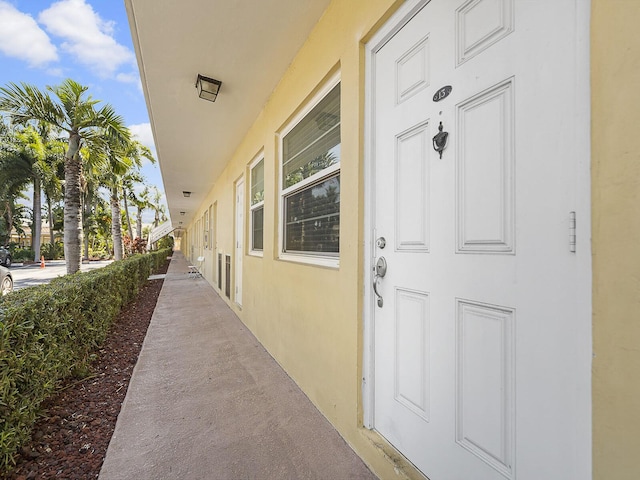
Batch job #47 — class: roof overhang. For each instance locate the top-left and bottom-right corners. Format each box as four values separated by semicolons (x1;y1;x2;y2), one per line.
124;0;331;227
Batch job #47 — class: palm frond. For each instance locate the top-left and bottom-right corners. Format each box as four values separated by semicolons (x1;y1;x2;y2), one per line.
48;79;99;130
0;82;66;130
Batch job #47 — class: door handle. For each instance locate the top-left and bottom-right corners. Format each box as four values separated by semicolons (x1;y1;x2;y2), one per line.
373;275;384;307
373;257;387;307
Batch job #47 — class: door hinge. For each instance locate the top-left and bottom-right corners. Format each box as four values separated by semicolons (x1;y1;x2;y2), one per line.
569;211;576;253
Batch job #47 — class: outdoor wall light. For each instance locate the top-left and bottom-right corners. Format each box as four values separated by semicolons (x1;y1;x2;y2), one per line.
195;74;222;102
180;211;185;215
182;191;191;197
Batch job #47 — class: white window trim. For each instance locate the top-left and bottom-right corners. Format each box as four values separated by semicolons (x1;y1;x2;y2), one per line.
277;71;341;268
249;151;265;257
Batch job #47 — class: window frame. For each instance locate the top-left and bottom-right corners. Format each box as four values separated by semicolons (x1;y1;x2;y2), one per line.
278;72;341;268
249;152;265;257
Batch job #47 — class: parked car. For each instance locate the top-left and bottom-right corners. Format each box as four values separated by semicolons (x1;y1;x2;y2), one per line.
0;246;10;267
0;266;12;295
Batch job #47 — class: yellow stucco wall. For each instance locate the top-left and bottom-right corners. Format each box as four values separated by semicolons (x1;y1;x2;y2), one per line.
180;1;640;478
592;2;640;479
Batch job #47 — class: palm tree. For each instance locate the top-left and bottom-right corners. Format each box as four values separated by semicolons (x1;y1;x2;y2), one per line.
149;186;166;228
0;185;28;246
122;170;143;243
0;125;44;260
0;124;64;261
131;186;152;240
95;138;150;260
118;141;154;246
0;126;27;246
79;145;105;261
39;123;65;249
0;80;130;273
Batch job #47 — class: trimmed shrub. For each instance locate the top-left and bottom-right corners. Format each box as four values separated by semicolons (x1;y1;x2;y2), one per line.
0;248;172;469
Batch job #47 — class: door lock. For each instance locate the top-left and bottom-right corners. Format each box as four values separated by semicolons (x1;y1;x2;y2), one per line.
373;256;387;307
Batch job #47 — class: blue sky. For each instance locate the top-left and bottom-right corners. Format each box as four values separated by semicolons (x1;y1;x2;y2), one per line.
0;0;165;221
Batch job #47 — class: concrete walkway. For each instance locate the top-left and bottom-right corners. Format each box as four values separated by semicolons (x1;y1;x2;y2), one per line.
99;251;377;480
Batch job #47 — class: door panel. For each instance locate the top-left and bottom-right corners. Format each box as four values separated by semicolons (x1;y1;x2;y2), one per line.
370;1;589;479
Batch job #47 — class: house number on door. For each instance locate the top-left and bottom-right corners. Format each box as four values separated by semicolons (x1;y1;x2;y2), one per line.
433;85;452;102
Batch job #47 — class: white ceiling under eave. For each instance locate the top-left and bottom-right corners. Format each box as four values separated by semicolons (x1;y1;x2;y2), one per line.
124;0;331;228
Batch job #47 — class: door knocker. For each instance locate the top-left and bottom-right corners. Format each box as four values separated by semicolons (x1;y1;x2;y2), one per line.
432;121;449;159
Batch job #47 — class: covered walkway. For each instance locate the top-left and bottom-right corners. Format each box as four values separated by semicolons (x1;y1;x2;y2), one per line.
99;251;376;480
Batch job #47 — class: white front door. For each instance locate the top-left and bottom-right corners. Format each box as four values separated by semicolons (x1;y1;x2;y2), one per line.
235;177;244;306
368;1;591;479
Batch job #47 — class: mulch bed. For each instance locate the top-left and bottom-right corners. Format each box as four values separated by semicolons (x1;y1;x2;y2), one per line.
2;260;169;480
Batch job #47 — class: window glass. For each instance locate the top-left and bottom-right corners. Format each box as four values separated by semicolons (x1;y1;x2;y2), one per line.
282;84;340;189
280;81;341;260
284;174;340;254
251;159;264;205
250;157;265;252
252;206;264;251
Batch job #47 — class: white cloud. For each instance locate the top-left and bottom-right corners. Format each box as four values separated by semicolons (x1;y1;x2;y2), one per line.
0;1;58;67
38;0;135;78
46;66;65;77
115;72;139;84
129;122;154;147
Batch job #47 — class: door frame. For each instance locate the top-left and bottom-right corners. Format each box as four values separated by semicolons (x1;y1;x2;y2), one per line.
361;0;593;455
234;175;245;307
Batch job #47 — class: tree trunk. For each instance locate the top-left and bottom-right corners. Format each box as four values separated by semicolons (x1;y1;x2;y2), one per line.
63;134;83;274
82;190;91;261
122;187;134;248
47;196;55;246
3;201;13;246
136;206;143;240
110;186;124;261
32;176;42;262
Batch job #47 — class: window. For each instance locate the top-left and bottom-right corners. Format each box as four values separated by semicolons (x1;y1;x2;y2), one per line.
250;156;264;254
280;78;340;265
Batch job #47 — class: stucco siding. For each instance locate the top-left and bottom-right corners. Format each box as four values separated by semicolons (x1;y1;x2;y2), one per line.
179;0;640;478
592;1;640;479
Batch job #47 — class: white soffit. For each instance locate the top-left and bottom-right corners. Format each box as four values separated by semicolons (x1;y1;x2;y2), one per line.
125;0;331;226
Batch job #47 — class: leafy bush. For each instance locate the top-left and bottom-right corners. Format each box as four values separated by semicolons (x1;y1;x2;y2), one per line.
41;242;64;260
158;235;174;250
10;248;34;262
124;236;148;255
0;247;171;469
88;247;110;260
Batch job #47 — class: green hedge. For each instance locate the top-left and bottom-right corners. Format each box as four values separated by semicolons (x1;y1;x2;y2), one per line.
0;248;172;469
